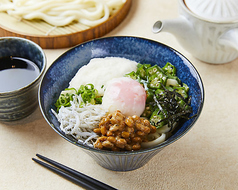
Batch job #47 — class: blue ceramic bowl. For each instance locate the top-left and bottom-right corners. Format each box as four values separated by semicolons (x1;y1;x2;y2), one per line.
39;36;204;171
0;37;46;122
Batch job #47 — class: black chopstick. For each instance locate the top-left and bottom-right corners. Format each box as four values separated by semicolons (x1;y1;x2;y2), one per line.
32;154;117;190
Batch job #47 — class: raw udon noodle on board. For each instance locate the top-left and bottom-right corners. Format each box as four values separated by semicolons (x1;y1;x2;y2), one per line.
52;57;193;151
0;0;126;26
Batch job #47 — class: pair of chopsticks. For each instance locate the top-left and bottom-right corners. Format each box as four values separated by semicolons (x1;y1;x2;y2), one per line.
32;154;117;190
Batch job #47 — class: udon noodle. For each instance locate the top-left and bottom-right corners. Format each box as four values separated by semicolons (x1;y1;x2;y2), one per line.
0;0;126;26
52;57;193;151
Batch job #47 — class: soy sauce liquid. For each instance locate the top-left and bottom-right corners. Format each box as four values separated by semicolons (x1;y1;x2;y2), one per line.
0;56;40;92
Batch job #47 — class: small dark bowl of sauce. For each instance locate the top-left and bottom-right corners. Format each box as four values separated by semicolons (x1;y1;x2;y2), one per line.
0;37;46;121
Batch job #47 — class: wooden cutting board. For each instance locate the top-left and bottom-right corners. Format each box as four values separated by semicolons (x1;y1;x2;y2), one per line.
0;0;132;49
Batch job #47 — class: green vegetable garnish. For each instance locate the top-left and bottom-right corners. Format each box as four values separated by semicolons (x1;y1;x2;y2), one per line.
78;84;99;104
125;62;194;129
150;84;193;130
162;62;176;76
54;84;102;112
54;88;77;112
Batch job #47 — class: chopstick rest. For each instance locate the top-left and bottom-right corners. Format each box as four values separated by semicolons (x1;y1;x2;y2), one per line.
32;154;117;190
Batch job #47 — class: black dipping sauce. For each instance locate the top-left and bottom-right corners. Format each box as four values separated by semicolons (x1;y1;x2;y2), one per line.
0;56;40;92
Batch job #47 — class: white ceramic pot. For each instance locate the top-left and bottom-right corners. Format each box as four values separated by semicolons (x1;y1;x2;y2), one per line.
152;0;238;64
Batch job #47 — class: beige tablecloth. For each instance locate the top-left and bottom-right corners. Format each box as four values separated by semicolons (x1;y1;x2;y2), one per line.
1;0;238;189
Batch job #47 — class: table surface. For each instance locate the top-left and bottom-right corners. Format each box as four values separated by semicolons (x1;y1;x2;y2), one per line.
1;1;238;190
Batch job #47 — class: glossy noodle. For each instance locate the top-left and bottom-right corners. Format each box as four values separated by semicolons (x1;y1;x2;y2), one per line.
0;0;126;26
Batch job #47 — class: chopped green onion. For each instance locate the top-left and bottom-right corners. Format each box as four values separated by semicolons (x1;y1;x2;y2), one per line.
55;84;102;112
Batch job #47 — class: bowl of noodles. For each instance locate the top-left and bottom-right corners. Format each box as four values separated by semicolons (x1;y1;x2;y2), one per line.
39;36;204;171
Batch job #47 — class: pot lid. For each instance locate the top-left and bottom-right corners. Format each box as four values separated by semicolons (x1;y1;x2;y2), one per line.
184;0;238;22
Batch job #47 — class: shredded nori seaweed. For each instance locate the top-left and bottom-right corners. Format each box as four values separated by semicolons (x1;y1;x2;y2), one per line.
150;84;196;131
